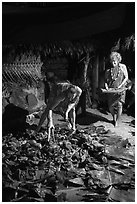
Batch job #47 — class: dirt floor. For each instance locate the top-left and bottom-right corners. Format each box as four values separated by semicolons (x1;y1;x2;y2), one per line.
86;108;135;146
53;107;135;147
2;107;135;202
49;107;135;202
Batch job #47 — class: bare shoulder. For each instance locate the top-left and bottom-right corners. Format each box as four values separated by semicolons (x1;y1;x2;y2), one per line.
119;63;127;70
119;63;128;77
53;81;82;96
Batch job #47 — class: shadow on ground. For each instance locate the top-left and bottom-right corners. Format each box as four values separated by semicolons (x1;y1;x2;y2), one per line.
129;131;135;137
123;120;135;128
76;111;111;126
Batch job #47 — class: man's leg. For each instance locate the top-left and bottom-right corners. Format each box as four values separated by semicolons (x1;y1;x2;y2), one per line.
69;107;76;131
65;103;75;129
116;102;123;123
113;113;117;127
35;106;49;133
36;95;64;133
47;110;55;141
109;104;116;126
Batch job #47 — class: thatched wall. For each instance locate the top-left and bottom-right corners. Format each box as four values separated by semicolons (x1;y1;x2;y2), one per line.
2;62;45;114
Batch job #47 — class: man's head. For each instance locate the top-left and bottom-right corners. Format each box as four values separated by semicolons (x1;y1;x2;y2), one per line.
110;52;122;67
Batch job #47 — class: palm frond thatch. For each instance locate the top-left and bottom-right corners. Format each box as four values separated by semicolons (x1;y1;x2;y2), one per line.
121;34;135;51
111;34;135;53
3;40;96;62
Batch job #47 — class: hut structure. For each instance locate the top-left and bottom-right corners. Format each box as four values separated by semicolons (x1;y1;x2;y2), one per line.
2;2;135;114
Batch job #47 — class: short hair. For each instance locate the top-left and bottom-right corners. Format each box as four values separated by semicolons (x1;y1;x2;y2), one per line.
110;52;122;63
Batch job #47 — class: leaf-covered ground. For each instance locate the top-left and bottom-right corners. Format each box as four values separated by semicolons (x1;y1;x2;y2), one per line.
2;124;135;202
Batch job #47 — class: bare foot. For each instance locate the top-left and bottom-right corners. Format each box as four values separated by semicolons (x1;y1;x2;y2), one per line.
114;120;118;127
112;120;118;127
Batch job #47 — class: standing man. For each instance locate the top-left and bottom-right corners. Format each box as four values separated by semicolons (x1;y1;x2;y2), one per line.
105;52;128;127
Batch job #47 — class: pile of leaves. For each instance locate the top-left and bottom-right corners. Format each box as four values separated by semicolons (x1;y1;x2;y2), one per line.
2;125;135;202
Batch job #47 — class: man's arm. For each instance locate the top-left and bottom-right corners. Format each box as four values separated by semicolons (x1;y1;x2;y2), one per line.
118;64;128;88
105;83;109;90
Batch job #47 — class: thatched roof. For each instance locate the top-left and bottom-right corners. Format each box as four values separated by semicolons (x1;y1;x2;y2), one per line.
3;31;135;65
111;34;135;52
2;40;96;64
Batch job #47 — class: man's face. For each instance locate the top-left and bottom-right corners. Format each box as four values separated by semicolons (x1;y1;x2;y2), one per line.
111;58;119;67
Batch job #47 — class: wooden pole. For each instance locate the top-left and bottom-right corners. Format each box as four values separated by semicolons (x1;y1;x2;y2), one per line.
92;54;99;107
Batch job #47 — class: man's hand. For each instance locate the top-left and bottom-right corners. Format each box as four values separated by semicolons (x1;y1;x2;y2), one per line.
105;83;109;90
26;114;35;125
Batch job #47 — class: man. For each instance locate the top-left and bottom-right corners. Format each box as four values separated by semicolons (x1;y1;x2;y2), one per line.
35;73;82;141
104;52;128;127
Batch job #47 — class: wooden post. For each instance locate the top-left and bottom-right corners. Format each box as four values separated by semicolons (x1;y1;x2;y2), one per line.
83;53;90;82
76;53;91;114
92;55;99;108
83;53;92;107
98;56;106;89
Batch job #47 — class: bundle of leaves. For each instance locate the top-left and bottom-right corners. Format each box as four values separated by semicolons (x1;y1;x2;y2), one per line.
2;125;135;202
